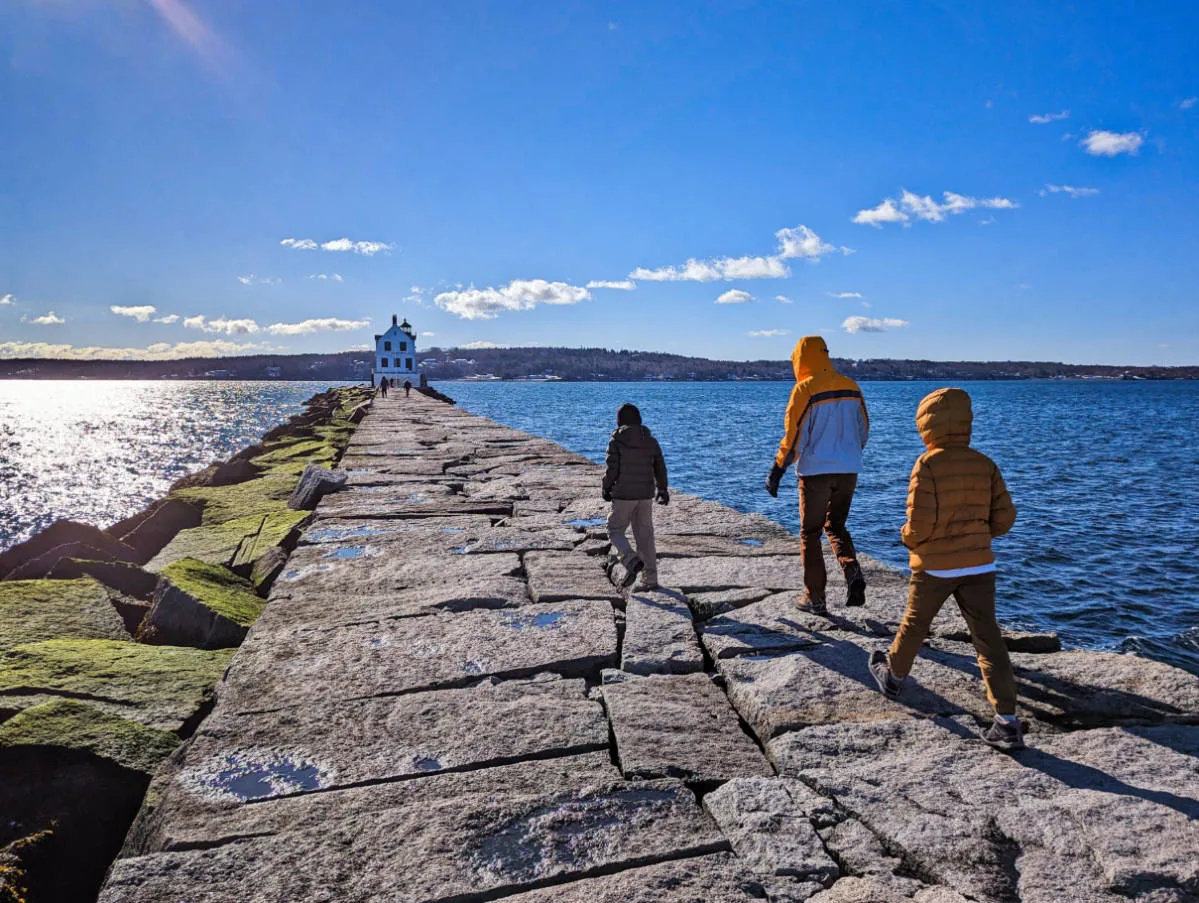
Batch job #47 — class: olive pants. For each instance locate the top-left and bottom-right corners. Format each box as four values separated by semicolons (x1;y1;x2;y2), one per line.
888;571;1018;715
799;473;862;601
607;498;657;581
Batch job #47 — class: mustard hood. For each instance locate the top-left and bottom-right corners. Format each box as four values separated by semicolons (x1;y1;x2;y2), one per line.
916;387;973;450
791;335;831;381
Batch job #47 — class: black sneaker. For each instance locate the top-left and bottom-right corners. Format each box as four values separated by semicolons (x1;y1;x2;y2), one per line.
981;716;1026;751
869;650;904;699
621;556;644;589
846;578;867;607
795;592;828;616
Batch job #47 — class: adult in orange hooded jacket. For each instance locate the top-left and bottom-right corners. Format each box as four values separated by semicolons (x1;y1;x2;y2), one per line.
765;336;869;612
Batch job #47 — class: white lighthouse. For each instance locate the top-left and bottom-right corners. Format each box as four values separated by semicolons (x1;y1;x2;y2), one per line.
374;314;417;384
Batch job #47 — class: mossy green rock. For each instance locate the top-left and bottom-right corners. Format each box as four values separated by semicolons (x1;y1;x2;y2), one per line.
0;578;129;653
0;699;178;774
0;638;234;733
146;560;263;649
172;474;299;527
145;510;308;573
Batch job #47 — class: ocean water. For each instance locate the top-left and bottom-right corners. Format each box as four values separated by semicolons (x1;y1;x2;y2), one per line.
448;380;1199;676
0;381;350;549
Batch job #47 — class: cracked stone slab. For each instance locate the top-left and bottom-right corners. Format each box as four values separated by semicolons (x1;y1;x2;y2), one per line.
101;780;727;903
314;490;513;520
221;600;618;712
622;588;704;675
656;535;802;558
500;853;766;903
703;778;840;888
688;587;774;621
700;597;827;661
525;551;625;605
297;515;495;546
603;673;773;782
768;719;1199;903
658;556;806;593
806;878;971;902
170;675;606;803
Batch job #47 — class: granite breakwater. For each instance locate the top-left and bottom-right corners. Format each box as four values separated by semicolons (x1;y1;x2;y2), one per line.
0;386;373;902
88;392;1199;902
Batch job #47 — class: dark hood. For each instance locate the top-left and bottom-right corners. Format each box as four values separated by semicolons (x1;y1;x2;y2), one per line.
613;424;654;447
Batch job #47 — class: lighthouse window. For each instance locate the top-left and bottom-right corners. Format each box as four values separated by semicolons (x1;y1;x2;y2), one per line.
380;358;388;368
399;341;407;352
384;341;391;351
406;358;413;370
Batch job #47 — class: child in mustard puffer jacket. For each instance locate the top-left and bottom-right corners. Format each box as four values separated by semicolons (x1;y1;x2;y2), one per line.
869;387;1023;750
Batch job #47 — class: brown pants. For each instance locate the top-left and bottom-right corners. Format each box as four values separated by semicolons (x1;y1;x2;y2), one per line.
607;498;657;581
799;473;861;601
888;571;1018;716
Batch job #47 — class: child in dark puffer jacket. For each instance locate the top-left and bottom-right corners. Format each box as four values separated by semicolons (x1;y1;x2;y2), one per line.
602;403;669;589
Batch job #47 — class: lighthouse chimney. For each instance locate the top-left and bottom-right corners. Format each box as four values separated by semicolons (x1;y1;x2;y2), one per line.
392;314;398;326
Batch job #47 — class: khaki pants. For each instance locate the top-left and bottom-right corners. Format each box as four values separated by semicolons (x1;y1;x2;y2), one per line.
607;498;657;581
888;571;1018;716
799;473;861;601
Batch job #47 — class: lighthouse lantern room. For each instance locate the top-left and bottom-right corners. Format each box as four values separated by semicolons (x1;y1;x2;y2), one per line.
374;315;416;384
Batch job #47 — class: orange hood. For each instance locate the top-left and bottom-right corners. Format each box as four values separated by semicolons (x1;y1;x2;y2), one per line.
791;336;832;381
916;387;973;450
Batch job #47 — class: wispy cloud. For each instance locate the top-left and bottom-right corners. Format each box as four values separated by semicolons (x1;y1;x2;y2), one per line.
265;317;370;336
828;291;863;299
842;315;908;333
775;295;794;304
460;340;501;349
307;273;344;282
110;305;159;322
1029;110;1070;124
281;237;394;256
237;274;281;286
748;329;788;337
716;289;754;305
422;331;436;337
854;190;1017;227
184;315;259;336
586;279;637;290
146;0;230;76
155;314;180;325
0;293;15;306
0;339;275;361
23;311;65;325
631;225;847;283
434;280;590;320
1040;184;1100;198
1081;130;1144;156
1180;97;1197;110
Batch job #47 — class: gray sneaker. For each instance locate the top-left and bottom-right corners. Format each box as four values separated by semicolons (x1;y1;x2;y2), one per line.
869;650;904;699
796;592;828;616
981;716;1026;751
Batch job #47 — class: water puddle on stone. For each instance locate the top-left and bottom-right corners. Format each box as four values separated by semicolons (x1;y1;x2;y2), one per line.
183;752;329;802
564;517;606;528
322;545;370;560
501;611;566;631
306;525;389;543
738;539;765;547
440;527;466;533
412;756;442;772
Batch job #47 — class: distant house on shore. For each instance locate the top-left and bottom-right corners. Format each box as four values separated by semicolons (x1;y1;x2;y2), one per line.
374;315;416;385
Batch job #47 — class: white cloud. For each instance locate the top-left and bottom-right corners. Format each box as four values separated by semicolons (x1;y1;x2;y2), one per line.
0;340;276;361
748;329;788;337
0;293;14;306
842;315;909;334
586;279;637;290
183;315;260;335
716;289;754;305
855;191;1017;227
775;225;845;260
434;279;590;320
155;314;180;325
828;291;862;299
307;273;344;282
265;317;370;336
1180;97;1197;110
775;295;793;304
237;274;281;286
461;340;500;349
282;237;394;255
853;198;908;227
421;331;436;337
23;311;65;325
629;225;844;284
1040;184;1100;198
1081;130;1144;156
110;305;158;323
1029;110;1069;124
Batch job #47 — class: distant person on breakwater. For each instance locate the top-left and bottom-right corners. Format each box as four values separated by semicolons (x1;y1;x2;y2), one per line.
765;335;868;614
403;379;412;398
602;402;669;590
379;377;389;398
869;387;1024;751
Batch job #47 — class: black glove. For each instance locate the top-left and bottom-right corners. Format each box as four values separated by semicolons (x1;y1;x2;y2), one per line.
657;488;669;506
602;488;613;502
765;463;786;498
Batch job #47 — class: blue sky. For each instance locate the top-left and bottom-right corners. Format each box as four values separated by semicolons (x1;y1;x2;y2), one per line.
1;0;1197;365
